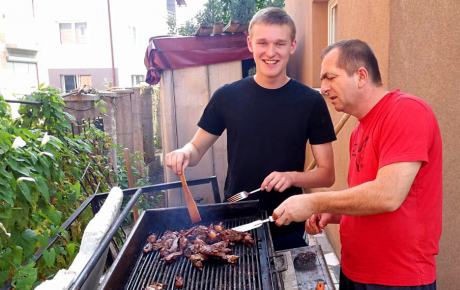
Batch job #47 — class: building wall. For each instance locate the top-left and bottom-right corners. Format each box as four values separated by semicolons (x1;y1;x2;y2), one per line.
48;68;118;91
34;0;168;88
286;0;460;288
388;1;460;288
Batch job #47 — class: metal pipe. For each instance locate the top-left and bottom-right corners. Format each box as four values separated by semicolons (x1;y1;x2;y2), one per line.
70;188;144;290
107;0;116;86
3;99;42;105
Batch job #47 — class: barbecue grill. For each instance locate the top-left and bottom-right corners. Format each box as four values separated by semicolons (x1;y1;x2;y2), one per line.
99;201;282;290
98;200;335;290
65;178;335;290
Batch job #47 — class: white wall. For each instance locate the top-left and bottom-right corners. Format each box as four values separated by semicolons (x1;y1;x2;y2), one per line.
110;0;168;87
34;0;168;88
0;0;39;116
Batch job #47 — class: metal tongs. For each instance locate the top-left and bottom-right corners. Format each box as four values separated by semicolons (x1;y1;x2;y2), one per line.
232;216;275;232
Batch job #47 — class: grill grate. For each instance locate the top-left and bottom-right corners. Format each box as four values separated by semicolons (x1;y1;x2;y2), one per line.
124;216;264;290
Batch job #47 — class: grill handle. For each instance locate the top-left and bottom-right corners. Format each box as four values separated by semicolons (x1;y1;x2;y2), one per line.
269;253;289;273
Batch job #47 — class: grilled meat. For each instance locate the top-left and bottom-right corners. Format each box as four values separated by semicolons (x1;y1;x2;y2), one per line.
145;282;167;290
174;275;184;288
143;222;253;271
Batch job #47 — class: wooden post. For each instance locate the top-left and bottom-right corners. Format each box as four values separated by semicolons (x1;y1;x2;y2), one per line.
124;148;140;222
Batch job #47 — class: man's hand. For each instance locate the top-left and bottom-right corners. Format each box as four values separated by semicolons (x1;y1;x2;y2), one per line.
272;194;314;226
305;213;341;235
262;171;294;192
165;148;191;175
165;129;220;176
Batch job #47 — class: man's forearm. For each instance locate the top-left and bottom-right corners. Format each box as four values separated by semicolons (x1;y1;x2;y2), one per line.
182;142;201;167
291;166;335;189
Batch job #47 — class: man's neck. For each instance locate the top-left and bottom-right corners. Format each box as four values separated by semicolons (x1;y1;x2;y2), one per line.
354;87;389;120
253;74;290;89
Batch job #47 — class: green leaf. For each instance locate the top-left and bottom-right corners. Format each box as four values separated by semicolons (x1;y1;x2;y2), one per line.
7;158;31;176
0;177;9;187
73;182;81;199
18;181;32;204
0;247;12;270
0;186;15;206
35;178;49;202
42;248;56;267
11;262;37;290
0;269;9;288
37;230;50;248
13;229;38;257
13;246;23;265
0;167;12;180
66;243;76;257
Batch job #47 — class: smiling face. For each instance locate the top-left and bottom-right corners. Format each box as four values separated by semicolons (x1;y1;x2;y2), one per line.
247;23;297;88
320;48;360;113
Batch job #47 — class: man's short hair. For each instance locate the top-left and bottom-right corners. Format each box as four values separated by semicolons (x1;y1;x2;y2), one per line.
249;7;296;42
322;39;383;86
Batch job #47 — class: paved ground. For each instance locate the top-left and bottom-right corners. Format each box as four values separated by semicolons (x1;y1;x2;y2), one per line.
307;233;340;290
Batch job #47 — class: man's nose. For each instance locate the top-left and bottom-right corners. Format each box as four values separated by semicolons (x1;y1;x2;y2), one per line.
320;82;330;95
266;44;276;57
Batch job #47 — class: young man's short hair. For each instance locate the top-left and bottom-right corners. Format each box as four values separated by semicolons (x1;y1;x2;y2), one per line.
322;39;383;86
249;7;296;42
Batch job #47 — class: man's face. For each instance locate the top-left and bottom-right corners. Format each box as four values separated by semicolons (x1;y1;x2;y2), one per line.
320;48;359;113
247;23;296;82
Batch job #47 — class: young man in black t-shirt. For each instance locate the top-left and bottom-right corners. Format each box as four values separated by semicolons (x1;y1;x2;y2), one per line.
166;7;336;251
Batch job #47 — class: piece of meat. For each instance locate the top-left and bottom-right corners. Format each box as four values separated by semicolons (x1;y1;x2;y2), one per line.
161;251;183;263
145;282;167;290
226;255;239;263
174;275;184;288
143;243;153;253
144;222;255;270
147;233;157;243
242;234;255;246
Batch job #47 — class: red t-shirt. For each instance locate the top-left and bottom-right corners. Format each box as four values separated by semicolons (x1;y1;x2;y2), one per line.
341;90;442;286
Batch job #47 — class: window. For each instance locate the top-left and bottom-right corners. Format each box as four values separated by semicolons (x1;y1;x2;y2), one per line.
129;25;137;45
132;75;144;87
59;22;88;44
328;0;338;44
75;22;88;44
60;75;92;92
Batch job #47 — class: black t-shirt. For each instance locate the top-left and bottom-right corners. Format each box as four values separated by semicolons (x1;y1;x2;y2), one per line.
198;77;336;233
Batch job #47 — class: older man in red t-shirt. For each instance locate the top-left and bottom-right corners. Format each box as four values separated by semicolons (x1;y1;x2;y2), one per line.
273;39;441;289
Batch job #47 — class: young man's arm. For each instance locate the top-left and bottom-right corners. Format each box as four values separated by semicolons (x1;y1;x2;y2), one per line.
165;128;219;175
261;142;335;192
273;161;422;225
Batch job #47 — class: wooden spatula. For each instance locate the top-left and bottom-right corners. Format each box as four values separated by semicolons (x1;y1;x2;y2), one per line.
179;173;202;224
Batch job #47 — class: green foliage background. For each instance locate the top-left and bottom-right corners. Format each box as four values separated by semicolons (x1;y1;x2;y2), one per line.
0;86;156;289
169;0;285;36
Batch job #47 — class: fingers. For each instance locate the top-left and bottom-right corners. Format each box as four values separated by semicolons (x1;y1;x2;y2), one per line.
305;214;322;235
263;172;292;192
273;207;292;226
165;151;189;175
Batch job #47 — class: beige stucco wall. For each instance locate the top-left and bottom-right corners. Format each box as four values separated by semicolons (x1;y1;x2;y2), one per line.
287;0;460;288
388;1;460;288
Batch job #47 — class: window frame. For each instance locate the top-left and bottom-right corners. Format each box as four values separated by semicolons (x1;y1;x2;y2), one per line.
58;21;89;45
60;74;92;92
131;75;144;87
328;0;338;45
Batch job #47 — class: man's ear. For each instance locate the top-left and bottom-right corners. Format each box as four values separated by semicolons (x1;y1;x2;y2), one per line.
247;36;253;53
290;39;297;55
357;67;369;89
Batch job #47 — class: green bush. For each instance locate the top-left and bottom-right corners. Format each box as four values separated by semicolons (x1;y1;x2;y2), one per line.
0;86;130;289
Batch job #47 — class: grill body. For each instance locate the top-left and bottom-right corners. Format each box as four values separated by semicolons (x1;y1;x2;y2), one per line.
100;201;280;290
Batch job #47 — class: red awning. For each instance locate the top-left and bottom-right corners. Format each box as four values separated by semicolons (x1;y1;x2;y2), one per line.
144;34;252;85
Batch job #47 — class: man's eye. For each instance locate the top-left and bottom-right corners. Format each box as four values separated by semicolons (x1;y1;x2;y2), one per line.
259;42;266;45
277;43;285;46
